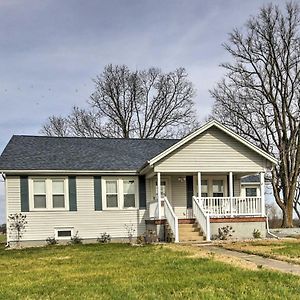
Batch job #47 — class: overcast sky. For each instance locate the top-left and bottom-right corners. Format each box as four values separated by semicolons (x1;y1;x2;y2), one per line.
0;0;284;222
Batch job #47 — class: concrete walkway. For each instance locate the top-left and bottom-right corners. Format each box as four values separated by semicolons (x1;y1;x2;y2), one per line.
198;245;300;276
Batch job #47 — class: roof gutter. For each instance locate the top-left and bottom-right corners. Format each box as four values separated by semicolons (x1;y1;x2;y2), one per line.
0;169;139;176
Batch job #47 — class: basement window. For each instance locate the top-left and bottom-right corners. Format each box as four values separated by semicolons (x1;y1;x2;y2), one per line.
55;228;74;240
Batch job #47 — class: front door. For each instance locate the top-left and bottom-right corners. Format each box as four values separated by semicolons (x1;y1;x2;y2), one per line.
153;177;171;217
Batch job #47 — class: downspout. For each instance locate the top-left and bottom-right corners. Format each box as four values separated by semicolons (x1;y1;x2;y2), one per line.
266;214;279;239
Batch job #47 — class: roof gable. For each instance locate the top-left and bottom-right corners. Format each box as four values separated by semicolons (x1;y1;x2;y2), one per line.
148;120;277;166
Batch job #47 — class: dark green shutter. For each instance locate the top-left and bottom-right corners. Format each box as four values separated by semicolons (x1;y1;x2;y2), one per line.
68;176;77;211
139;176;146;209
20;176;29;212
94;176;102;211
186;176;193;209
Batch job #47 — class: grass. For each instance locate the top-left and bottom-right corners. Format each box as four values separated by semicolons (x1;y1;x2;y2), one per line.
0;234;6;244
220;239;300;264
0;243;300;299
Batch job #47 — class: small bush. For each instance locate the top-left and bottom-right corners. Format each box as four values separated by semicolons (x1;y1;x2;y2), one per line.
97;232;111;243
46;236;58;245
136;230;158;245
70;231;82;244
253;229;262;239
217;226;235;240
8;213;27;246
124;223;136;244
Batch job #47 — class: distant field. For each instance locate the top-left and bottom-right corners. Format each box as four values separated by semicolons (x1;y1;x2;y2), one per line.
0;243;300;299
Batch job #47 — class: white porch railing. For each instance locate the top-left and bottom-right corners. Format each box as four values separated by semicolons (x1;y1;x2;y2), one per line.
192;196;210;241
197;196;262;217
164;196;179;242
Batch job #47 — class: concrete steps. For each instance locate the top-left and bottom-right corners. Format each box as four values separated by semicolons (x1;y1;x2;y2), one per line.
179;222;204;242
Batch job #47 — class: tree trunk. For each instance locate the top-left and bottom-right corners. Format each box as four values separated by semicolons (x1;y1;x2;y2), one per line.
281;204;294;228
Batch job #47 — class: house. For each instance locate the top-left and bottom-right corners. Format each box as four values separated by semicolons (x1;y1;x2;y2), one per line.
0;120;277;245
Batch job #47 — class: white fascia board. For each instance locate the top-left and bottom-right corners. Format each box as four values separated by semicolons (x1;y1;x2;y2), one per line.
148;120;278;166
240;182;260;185
1;169;138;175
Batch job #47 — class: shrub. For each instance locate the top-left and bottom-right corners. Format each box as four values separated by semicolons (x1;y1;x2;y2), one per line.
253;229;261;239
217;226;235;240
124;223;136;244
46;236;58;245
136;230;158;245
97;232;111;243
70;231;82;244
8;213;27;246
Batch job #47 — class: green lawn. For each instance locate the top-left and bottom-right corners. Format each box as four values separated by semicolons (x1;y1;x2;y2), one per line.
0;234;6;244
221;239;300;264
0;243;300;300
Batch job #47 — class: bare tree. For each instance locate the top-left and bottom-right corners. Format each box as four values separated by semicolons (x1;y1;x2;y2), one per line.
293;176;300;219
42;65;198;139
211;2;300;227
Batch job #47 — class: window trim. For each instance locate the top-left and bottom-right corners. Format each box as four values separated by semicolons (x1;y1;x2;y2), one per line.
28;177;69;211
102;177;139;210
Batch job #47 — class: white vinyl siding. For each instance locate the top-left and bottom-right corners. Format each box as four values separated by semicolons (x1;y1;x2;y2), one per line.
6;176;146;242
154;127;268;172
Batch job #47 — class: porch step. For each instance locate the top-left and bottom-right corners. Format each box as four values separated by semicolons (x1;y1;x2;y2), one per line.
179;222;204;242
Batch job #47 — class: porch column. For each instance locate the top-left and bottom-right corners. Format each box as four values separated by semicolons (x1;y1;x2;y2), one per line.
229;172;233;217
260;172;265;216
157;172;162;219
197;172;201;200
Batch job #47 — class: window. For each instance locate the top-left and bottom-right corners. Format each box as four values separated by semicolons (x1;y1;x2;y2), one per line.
106;180;118;208
52;180;65;208
30;177;68;210
212;180;224;197
201;180;208;197
246;187;257;197
55;227;74;240
123;180;135;208
103;177;137;209
33;180;47;208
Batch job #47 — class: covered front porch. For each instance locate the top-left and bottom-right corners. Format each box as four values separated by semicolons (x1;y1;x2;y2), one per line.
146;171;266;242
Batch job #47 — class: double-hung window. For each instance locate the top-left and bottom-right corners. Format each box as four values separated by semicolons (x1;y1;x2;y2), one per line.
30;177;69;210
103;177;137;209
123;180;136;208
106;180;118;208
52;179;66;208
33;179;47;208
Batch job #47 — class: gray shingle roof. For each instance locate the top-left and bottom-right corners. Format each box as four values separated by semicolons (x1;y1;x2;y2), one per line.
0;135;179;171
241;175;260;183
